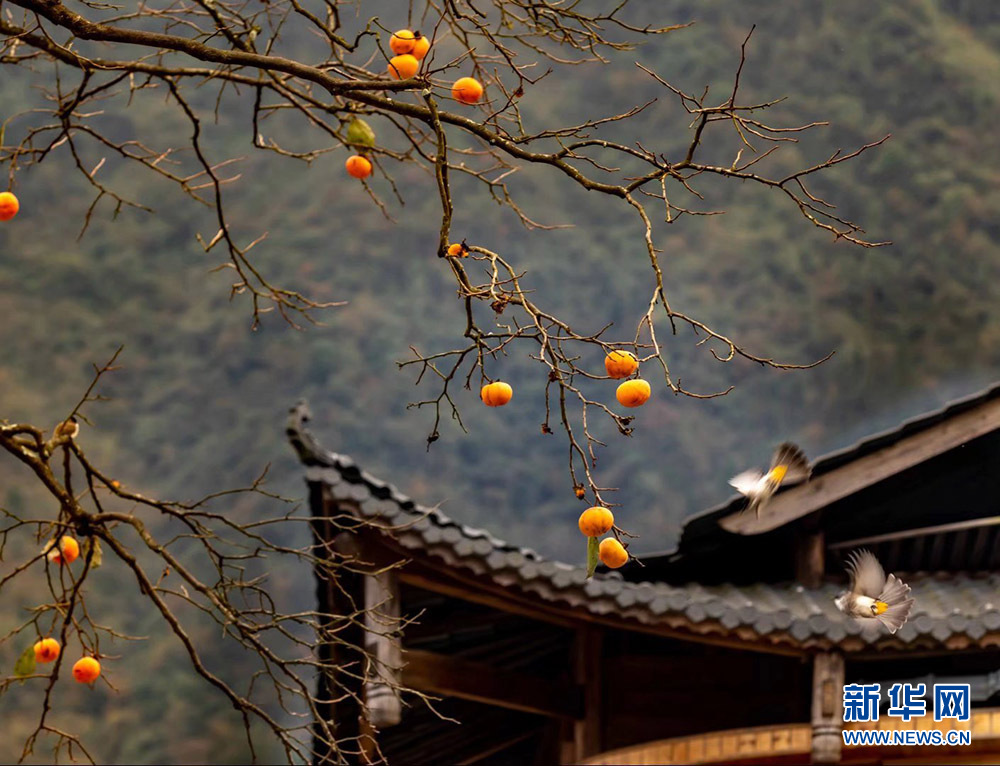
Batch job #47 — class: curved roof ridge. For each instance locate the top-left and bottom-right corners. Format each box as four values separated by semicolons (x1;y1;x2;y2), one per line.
672;380;1000;552
288;401;1000;653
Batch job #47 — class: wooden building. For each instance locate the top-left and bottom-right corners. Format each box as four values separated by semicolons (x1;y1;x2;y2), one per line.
287;383;1000;765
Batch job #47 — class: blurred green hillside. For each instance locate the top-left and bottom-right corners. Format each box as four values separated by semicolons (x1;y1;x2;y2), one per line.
4;0;1000;761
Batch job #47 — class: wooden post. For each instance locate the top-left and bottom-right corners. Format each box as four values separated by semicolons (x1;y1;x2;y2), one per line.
309;483;340;766
331;531;368;765
795;527;826;589
310;506;369;766
561;626;602;764
364;569;403;729
289;403;365;764
811;652;844;764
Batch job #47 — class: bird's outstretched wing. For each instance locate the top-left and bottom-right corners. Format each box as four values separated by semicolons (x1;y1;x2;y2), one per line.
769;442;811;486
729;469;764;496
846;549;887;599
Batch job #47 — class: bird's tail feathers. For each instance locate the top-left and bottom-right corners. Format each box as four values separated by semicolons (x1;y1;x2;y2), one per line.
875;574;914;633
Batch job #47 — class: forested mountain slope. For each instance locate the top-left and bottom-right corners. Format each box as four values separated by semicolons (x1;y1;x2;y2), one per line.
3;3;1000;759
4;0;1000;558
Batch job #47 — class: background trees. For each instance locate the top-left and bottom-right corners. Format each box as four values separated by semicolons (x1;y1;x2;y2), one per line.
3;0;1000;762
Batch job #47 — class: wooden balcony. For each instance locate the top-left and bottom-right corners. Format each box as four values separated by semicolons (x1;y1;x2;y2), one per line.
583;708;1000;765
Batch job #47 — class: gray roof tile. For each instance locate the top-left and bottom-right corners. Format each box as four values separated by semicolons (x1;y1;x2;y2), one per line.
453;539;476;557
288;402;1000;653
721;611;741;630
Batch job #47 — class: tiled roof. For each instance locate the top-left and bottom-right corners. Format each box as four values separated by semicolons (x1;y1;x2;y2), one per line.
678;381;1000;546
288;402;1000;654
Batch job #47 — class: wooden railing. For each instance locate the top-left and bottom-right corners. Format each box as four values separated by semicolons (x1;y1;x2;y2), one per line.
583;724;812;765
584;707;1000;765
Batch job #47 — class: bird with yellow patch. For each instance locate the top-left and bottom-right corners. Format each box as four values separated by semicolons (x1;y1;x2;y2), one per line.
728;442;810;519
835;549;914;633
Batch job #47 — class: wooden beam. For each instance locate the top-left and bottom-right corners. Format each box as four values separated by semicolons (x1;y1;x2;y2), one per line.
346;508;812;659
397;563;807;659
829;515;1000;549
401;648;583;720
794;528;825;588
580;723;813;765
455;731;540;765
310;483;340;766
583;708;1000;765
311;493;372;764
572;627;603;761
329;531;368;765
399;564;579;629
364;569;403;729
720;396;1000;535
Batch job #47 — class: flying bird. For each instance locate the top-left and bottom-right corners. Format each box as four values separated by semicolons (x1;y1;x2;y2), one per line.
728;442;811;519
835;549;914;633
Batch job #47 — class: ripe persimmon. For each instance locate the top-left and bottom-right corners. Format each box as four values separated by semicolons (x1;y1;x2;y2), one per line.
599;538;628;568
390;29;416;55
388;54;419;80
615;379;650;408
0;191;19;221
72;656;101;684
578;507;614;537
605;350;638;379
411;35;431;60
33;638;60;663
480;381;513;407
45;536;80;565
345;155;373;179
452;77;484;105
447;243;467;257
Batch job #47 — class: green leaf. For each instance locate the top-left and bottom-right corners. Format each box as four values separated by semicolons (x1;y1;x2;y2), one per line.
14;645;36;677
585;536;600;579
346;118;376;149
82;537;103;569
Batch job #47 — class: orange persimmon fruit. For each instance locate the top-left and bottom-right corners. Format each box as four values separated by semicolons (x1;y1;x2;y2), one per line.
0;191;19;221
45;536;80;565
447;243;468;257
345;155;373;179
388;54;420;80
72;656;101;684
452;77;484;105
578;507;614;537
33;638;60;664
615;379;650;408
599;538;628;569
411;34;431;60
480;381;513;407
389;29;416;55
604;350;638;379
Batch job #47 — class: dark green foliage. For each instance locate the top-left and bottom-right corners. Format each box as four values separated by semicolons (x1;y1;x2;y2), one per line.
3;1;1000;761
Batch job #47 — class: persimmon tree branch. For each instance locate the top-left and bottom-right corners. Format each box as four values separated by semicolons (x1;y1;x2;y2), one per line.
0;356;430;764
1;4;886;537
